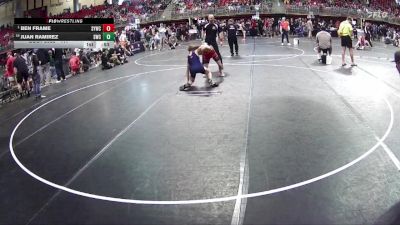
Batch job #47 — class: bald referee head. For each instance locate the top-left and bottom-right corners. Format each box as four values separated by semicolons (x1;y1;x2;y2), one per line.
208;14;215;24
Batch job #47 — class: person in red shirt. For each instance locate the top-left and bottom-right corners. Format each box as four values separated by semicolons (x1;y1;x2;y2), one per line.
69;52;81;76
280;17;291;45
4;51;15;81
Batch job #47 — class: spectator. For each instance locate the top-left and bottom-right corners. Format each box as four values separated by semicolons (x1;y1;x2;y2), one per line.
13;51;30;98
280;17;291;45
54;48;66;83
316;26;332;61
168;33;178;49
364;22;373;47
107;48;121;65
101;49;113;70
115;45;128;64
48;50;57;83
133;28;142;42
307;18;313;39
4;51;15;82
124;43;135;56
119;30;128;49
250;19;257;37
154;30;161;50
79;50;91;72
36;49;50;85
145;30;153;50
239;20;246;40
31;52;45;99
257;19;263;36
69;51;80;76
159;24;167;50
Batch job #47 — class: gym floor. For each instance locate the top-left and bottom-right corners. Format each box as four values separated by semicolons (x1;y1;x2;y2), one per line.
1;37;400;225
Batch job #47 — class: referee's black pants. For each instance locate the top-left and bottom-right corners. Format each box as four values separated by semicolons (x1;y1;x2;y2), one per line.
228;36;238;55
206;40;223;64
366;33;373;47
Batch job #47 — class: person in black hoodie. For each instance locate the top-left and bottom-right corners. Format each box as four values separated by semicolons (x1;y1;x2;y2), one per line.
107;47;120;65
79;50;91;72
101;50;113;70
130;28;141;43
36;48;50;85
114;45;127;64
364;23;373;47
54;48;66;82
13;51;30;98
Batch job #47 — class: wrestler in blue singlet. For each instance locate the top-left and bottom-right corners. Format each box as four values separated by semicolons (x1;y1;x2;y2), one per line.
188;51;206;78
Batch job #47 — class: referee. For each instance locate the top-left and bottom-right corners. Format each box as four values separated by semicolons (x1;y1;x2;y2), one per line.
338;17;356;67
204;14;223;63
227;19;239;56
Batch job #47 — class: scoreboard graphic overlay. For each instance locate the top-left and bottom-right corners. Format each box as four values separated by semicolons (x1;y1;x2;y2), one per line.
14;18;115;49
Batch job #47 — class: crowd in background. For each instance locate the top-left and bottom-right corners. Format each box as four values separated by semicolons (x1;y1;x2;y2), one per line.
0;24;13;53
163;16;398;43
171;0;400;17
287;0;399;17
1;0;400;52
49;0;169;22
173;0;268;13
1;0;400;103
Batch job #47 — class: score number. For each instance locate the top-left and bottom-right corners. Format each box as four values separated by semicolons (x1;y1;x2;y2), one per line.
102;24;115;32
102;24;115;42
103;32;115;41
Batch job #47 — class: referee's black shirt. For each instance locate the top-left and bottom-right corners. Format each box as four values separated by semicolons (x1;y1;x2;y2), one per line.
204;23;219;43
227;24;238;38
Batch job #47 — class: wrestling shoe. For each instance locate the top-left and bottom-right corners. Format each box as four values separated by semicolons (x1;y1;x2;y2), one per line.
179;83;191;91
208;79;219;87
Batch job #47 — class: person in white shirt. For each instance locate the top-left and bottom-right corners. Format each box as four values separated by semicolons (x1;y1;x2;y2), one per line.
307;19;313;39
168;33;178;49
119;30;128;49
154;30;161;50
316;26;332;61
158;24;167;51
